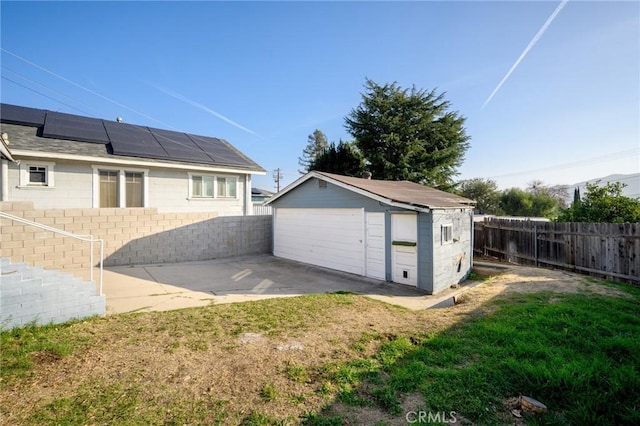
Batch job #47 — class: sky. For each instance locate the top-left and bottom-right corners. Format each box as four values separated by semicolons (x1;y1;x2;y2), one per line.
1;0;638;193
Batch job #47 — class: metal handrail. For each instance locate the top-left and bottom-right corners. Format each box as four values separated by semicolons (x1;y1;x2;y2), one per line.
0;211;104;295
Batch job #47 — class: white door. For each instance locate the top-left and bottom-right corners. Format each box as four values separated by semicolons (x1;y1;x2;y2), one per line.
391;214;418;286
365;212;386;280
274;208;364;275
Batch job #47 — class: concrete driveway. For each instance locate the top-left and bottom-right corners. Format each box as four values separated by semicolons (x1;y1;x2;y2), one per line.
85;255;476;314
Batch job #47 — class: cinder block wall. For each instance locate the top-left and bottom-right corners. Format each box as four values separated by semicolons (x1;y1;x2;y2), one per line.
0;201;272;269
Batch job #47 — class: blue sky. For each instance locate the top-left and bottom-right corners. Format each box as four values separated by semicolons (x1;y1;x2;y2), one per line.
1;1;638;192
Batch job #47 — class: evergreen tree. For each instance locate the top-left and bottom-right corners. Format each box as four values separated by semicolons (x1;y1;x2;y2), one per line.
298;129;329;174
344;79;469;188
308;140;364;177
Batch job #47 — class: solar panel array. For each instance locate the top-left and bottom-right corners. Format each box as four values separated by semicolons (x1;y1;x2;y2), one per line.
0;104;259;169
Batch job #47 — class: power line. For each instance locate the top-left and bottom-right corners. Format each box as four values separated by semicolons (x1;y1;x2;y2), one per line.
1;48;176;130
487;148;639;179
1;75;92;116
2;65;101;117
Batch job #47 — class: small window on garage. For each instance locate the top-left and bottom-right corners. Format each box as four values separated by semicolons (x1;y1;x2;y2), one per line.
442;224;453;244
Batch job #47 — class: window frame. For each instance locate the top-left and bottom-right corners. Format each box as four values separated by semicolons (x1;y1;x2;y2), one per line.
188;174;238;200
18;161;55;188
216;176;238;199
92;166;148;208
441;224;453;245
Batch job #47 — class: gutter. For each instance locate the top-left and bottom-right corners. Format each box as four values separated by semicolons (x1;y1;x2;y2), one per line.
1;132;19;202
0;133;18;163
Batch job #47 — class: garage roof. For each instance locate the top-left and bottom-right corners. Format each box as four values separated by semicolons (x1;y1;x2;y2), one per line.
267;171;475;210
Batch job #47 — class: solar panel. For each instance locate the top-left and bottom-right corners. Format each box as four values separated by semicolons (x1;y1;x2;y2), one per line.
188;134;251;167
0;104;46;126
149;128;212;163
43;111;110;144
104;121;169;159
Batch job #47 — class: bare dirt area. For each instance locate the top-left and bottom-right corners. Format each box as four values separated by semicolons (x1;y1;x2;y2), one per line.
1;264;632;425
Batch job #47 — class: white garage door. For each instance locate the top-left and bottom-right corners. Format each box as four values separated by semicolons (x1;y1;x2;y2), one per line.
274;208;364;275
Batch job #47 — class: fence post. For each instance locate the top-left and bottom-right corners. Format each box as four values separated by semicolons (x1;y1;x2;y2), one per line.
534;225;538;267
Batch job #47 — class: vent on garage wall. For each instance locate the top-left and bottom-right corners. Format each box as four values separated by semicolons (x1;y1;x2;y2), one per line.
318;180;327;189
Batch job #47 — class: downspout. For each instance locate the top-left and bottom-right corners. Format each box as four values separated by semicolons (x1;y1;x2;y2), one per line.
1;132;19;201
244;174;252;216
1;159;8;201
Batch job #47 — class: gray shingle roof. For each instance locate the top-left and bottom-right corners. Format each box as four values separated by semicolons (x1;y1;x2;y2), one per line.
317;172;474;209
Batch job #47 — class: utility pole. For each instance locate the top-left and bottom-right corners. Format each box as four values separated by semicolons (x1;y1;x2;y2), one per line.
272;168;283;192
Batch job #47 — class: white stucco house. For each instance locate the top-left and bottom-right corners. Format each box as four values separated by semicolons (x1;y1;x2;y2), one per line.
266;171;475;294
0;103;265;214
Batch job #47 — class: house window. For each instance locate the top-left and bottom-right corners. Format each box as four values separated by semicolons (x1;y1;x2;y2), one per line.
442;224;453;244
29;166;47;184
125;172;143;207
192;175;214;198
19;162;55;187
93;167;148;208
217;177;237;198
99;171;119;208
190;175;237;199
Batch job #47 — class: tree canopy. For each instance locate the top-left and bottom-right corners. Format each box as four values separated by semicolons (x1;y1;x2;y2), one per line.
344;79;470;188
298;129;329;174
308;140;364;177
557;181;640;223
457;178;500;214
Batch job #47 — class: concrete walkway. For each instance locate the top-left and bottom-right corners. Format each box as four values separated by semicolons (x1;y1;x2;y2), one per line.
73;255;481;314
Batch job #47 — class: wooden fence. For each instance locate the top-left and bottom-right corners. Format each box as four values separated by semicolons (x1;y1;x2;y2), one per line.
474;219;639;284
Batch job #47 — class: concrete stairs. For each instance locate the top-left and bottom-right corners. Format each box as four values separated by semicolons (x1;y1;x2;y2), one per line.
0;257;105;329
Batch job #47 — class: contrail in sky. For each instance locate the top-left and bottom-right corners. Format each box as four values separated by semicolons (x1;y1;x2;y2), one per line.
482;0;569;109
153;85;259;137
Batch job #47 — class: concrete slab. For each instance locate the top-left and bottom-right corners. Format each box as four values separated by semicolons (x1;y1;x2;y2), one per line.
71;255;482;314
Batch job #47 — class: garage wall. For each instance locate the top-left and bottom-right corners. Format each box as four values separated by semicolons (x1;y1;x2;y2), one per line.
431;208;473;293
417;212;435;292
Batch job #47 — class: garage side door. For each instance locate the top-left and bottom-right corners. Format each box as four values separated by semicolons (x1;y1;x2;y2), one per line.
274;208;364;275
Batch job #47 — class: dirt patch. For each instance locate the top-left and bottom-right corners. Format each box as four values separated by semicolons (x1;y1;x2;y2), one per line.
475;264;631;299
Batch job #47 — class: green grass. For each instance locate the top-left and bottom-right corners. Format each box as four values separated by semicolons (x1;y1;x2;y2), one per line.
328;290;640;424
0;320;92;380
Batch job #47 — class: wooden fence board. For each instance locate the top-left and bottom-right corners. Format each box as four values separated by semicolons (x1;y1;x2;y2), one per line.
474;219;639;284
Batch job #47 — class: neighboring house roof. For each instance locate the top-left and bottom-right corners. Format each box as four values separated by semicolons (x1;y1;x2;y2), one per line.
267;171;475;210
251;187;275;197
0;103;265;174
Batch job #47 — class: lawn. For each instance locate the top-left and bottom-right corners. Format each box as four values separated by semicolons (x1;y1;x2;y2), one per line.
1;266;639;425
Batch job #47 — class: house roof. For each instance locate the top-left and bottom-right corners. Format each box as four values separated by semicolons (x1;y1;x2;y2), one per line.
251;187;275;197
267;171;475;210
0;103;265;174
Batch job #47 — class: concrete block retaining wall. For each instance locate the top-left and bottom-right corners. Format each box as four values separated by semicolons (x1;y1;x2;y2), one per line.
0;201;273;269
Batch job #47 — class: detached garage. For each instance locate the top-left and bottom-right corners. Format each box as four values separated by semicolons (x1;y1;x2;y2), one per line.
266;171;475;294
